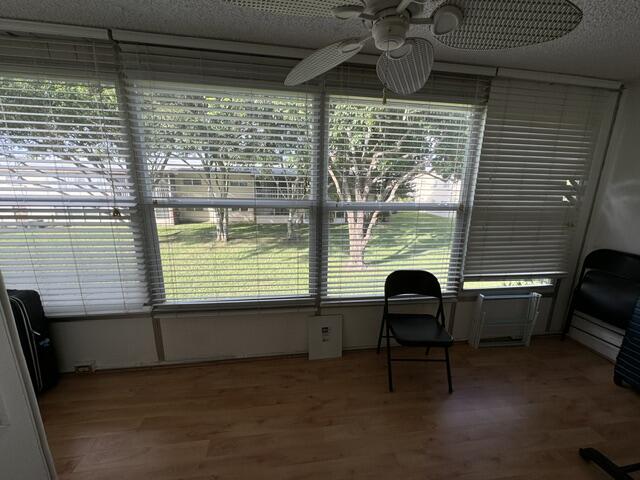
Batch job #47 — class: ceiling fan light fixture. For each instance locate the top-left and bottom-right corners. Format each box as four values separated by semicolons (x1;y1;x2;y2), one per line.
372;15;411;51
431;5;464;36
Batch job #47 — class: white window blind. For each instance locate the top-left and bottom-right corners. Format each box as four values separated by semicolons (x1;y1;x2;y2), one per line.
9;30;615;311
123;58;320;303
0;34;148;315
324;91;487;297
464;78;615;281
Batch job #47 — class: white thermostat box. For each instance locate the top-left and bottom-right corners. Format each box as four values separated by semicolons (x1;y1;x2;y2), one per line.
307;315;343;360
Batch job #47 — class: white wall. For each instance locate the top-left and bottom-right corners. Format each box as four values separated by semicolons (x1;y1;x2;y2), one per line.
568;83;640;359
582;83;640;254
0;274;55;480
51;316;158;370
50;295;553;372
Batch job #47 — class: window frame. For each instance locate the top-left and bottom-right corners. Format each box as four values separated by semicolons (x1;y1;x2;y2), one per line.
128;82;321;306
319;93;486;301
129;84;487;308
0;34;619;318
0;70;152;315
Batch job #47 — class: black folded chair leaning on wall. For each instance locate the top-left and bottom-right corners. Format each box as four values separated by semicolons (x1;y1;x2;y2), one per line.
563;249;640;336
376;270;454;393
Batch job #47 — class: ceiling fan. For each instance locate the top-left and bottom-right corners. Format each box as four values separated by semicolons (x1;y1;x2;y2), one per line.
222;0;583;95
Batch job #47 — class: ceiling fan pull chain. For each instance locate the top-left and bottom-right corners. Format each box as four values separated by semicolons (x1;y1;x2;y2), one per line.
382;41;391;105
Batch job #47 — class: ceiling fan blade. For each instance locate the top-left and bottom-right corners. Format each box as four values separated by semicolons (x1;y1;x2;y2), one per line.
285;39;364;86
376;38;434;95
434;0;582;50
222;0;354;17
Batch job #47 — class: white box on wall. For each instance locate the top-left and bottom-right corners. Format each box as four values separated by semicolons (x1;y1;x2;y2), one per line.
307;315;342;360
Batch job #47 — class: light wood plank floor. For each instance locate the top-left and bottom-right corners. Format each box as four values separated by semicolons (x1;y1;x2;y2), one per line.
39;337;640;479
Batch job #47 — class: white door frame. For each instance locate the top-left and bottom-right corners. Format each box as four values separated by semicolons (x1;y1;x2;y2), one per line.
0;271;57;479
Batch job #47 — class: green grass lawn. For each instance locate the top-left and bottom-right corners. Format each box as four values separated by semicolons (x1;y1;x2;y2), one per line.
157;211;456;301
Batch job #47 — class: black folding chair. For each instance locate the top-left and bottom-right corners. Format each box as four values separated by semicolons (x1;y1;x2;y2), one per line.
377;270;454;393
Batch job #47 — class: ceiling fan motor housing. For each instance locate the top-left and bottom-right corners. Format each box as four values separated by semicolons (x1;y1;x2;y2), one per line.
372;14;410;51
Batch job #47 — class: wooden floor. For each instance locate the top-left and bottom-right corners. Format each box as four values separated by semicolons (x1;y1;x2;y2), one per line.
39;337;640;480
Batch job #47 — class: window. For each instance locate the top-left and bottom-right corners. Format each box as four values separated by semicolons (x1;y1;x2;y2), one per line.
128;81;318;303
0;32;617;315
324;95;485;297
183;178;202;186
0;37;148;316
464;78;615;285
229;180;249;187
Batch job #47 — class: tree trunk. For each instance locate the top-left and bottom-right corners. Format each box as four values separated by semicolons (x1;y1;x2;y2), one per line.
287;210;295;241
211;208;228;242
346;211;366;269
205;175;228;243
223;209;229;241
286;209;304;241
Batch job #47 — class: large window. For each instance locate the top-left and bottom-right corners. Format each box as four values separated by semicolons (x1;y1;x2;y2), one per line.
127;82;318;303
0;33;616;315
324;96;483;297
0;38;148;316
464;78;614;286
128;85;483;303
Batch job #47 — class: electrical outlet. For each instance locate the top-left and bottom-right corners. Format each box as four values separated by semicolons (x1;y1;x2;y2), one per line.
74;362;95;374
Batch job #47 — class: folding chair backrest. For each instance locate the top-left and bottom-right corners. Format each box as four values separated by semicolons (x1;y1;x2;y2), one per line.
384;270;444;323
385;270;442;300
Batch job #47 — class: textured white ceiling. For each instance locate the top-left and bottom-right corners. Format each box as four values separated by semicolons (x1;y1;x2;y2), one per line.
0;0;639;81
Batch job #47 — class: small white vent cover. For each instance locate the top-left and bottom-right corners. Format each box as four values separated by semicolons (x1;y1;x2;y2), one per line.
222;0;349;17
436;0;583;50
377;38;434;95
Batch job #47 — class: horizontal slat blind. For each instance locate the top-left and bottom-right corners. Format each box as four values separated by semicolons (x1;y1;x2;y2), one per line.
127;81;319;203
464;78;614;280
123;63;320;303
0;32;117;79
326;210;464;296
154;208;311;302
0;34;148;315
0;205;147;315
119;43;302;90
324;89;487;297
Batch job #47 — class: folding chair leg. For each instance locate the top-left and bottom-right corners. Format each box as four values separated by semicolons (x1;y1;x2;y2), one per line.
386;325;394;392
579;448;639;479
376;317;385;354
445;347;453;394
